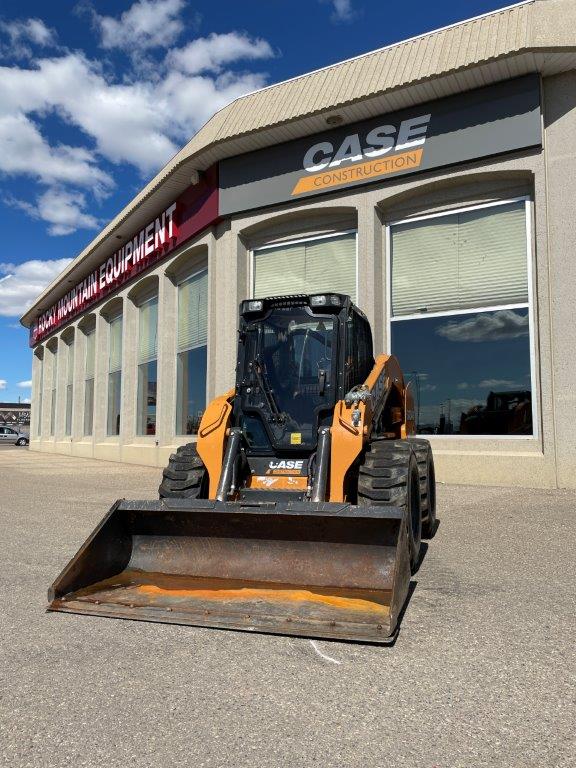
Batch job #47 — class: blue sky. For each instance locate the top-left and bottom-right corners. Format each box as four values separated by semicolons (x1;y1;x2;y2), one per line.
0;0;519;402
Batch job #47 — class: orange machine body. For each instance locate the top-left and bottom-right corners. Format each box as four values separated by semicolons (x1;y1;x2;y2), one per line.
196;355;413;502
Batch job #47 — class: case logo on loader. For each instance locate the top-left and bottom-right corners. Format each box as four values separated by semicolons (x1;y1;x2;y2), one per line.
266;459;305;476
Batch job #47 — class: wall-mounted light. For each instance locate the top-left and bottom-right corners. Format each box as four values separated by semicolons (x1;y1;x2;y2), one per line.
326;114;343;126
189;170;205;185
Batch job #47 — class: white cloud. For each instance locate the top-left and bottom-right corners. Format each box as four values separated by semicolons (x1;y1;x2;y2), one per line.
321;0;358;23
168;32;274;75
0;380;6;390
158;70;269;143
7;188;101;236
17;380;32;388
456;382;469;390
0;5;275;233
478;379;520;389
0;54;177;174
0;113;113;192
91;0;187;50
0;18;57;59
436;310;529;343
0;42;273;175
0;258;73;317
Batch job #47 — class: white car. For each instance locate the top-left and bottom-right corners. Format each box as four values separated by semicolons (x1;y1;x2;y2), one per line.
0;426;29;445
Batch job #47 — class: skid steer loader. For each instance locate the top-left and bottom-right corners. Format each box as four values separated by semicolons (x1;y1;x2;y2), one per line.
48;293;436;643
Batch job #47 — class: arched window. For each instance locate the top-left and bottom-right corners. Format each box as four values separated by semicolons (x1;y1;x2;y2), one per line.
252;231;357;300
80;317;96;436
62;329;75;436
103;305;123;437
47;339;58;436
34;347;44;437
176;268;207;435
136;293;159;436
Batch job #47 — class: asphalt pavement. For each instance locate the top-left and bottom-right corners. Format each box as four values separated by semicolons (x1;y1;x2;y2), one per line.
0;448;574;768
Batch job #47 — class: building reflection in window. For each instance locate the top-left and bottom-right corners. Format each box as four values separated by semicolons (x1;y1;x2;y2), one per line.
392;308;533;435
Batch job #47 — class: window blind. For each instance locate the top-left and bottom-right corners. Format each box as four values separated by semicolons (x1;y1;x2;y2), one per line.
85;330;95;379
109;316;123;373
253;233;356;301
138;297;158;363
391;201;528;317
178;270;208;352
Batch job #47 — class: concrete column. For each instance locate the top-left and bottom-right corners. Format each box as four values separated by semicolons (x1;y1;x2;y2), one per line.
356;197;376;332
211;221;240;396
543;71;576;488
205;229;219;403
93;312;109;444
54;337;67;440
30;348;43;441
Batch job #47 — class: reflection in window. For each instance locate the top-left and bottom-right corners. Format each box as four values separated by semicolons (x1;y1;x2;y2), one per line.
137;296;158;436
176;271;207;435
107;315;122;436
389;200;533;437
392;309;532;435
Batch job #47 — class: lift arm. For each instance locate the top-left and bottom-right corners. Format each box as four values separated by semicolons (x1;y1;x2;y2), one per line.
328;354;414;502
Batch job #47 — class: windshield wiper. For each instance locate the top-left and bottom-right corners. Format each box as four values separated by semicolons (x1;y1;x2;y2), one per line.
250;357;286;424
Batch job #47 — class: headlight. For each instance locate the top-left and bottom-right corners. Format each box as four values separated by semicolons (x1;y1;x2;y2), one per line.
242;299;264;313
310;294;341;307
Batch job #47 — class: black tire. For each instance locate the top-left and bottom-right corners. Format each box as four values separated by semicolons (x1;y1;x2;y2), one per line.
158;443;207;499
407;438;437;538
16;438;27;446
357;440;422;572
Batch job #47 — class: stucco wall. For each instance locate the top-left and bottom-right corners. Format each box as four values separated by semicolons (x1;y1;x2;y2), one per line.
542;70;576;488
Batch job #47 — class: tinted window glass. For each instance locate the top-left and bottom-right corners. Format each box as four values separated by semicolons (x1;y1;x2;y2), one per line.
176;345;207;435
391;308;532;435
241;308;335;449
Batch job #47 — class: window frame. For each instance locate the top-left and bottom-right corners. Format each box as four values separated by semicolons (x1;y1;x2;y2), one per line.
250;229;359;301
385;196;538;440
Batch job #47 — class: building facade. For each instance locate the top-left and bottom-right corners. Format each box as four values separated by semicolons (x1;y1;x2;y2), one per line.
21;1;576;488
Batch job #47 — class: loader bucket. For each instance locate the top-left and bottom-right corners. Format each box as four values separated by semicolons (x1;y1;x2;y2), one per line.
48;499;411;643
